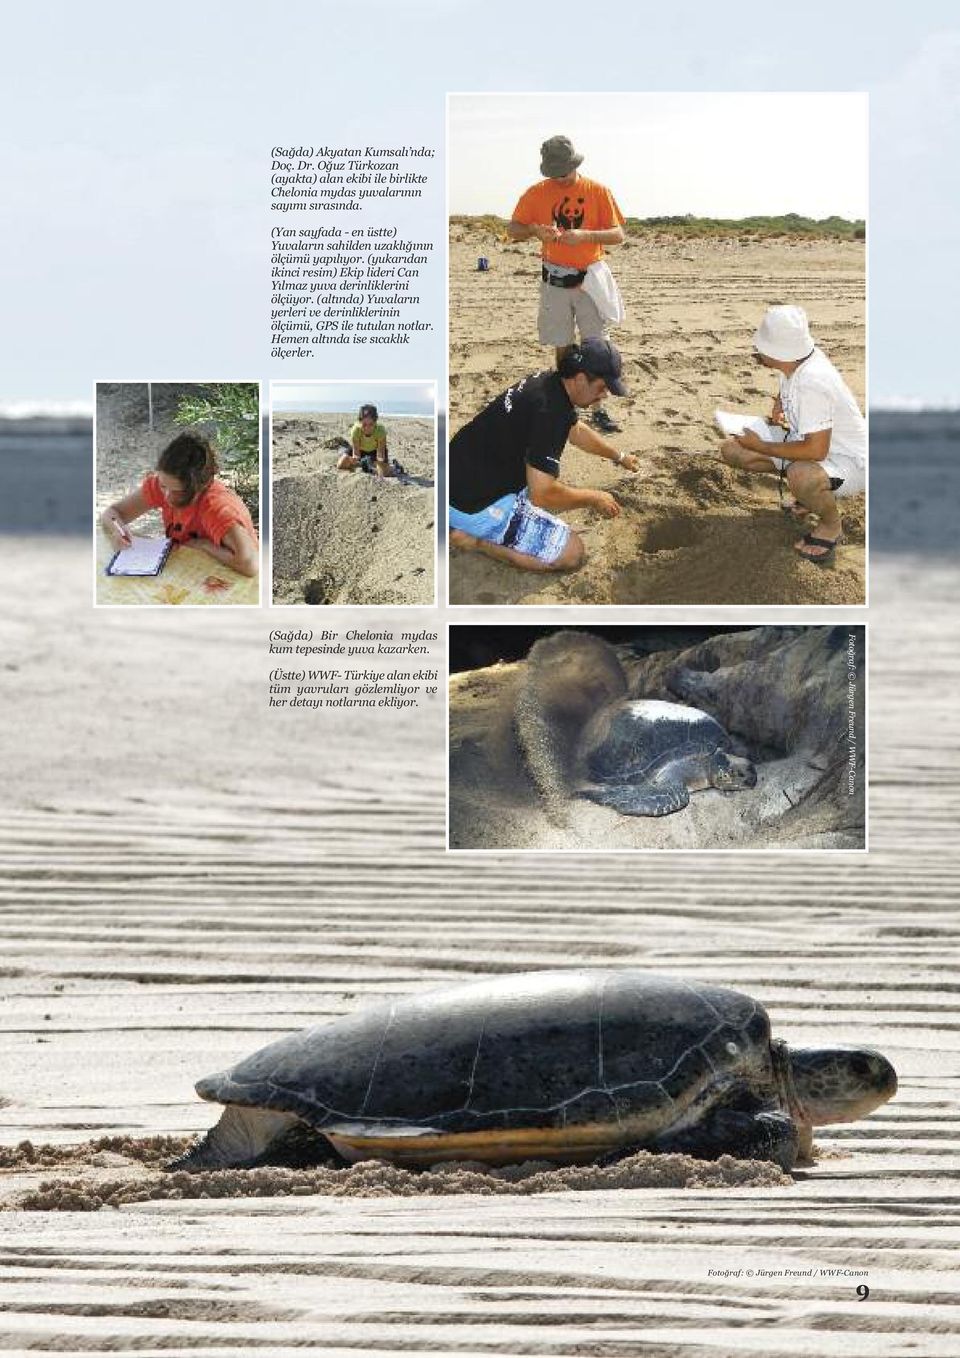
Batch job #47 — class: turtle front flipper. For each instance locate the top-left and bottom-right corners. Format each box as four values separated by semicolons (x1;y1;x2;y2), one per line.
578;781;690;817
654;1108;801;1172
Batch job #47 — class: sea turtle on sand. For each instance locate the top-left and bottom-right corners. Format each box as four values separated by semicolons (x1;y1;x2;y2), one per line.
577;699;758;816
171;970;896;1174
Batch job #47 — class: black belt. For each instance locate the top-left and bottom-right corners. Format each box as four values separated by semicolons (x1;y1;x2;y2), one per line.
542;266;586;289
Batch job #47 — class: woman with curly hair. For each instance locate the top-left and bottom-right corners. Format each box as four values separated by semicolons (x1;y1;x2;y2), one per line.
100;432;259;577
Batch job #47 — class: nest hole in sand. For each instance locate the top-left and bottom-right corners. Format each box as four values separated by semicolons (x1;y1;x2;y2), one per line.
641;516;703;553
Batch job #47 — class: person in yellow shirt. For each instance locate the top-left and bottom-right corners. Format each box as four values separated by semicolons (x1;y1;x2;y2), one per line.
509;135;626;433
336;403;393;477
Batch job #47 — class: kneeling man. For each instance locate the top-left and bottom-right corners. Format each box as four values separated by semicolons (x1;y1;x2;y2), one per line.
721;306;866;563
448;339;640;573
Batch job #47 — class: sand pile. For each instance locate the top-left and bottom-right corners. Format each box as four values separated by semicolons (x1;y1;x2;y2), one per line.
449;228;865;606
0;1135;186;1171
271;413;435;605
8;1141;789;1212
449;626;865;850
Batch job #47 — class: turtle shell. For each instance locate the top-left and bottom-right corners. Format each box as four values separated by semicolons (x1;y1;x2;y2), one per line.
584;700;733;785
196;970;776;1155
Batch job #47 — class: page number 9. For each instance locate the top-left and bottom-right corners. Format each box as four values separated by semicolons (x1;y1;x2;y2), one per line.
856;1284;870;1301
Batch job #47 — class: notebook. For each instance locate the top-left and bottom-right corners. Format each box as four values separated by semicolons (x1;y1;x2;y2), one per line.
714;410;788;443
106;535;174;577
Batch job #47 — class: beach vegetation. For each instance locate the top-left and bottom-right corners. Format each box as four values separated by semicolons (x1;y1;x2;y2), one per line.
625;213;865;240
174;383;260;522
451;213;511;240
450;213;865;242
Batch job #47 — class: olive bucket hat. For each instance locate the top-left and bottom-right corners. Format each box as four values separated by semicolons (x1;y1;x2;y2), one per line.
540;135;584;178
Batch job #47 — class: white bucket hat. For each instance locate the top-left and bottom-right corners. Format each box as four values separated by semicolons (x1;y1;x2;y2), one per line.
753;305;815;361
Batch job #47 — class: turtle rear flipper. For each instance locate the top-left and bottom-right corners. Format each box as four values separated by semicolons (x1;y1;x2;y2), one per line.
578;781;690;817
167;1105;300;1172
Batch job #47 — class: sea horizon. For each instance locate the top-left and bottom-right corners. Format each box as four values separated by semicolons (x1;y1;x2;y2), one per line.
4;398;960;421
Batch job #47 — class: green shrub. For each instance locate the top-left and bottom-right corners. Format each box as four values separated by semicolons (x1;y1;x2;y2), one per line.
174;383;260;523
623;213;865;240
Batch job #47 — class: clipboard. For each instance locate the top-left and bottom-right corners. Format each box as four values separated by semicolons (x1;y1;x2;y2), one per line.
105;535;174;577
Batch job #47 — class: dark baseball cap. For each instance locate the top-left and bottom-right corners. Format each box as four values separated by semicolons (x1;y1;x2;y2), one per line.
575;338;627;396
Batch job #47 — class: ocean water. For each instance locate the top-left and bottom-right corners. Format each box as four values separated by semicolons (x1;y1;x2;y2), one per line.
0;417;92;535
0;416;273;538
272;405;433;418
869;412;960;554
0;411;955;553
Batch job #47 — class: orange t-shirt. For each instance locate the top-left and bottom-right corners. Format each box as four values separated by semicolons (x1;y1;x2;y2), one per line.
511;175;625;270
141;474;258;547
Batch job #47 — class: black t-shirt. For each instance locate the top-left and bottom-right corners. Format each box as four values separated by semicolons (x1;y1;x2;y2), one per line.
449;371;576;512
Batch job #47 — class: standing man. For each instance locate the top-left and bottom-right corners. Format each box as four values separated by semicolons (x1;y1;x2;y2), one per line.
448;338;640;574
721;306;866;564
509;135;626;433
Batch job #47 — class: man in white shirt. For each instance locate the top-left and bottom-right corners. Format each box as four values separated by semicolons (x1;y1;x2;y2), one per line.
720;306;866;563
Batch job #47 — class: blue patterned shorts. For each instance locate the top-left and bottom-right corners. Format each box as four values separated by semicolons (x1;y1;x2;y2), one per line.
450;489;571;565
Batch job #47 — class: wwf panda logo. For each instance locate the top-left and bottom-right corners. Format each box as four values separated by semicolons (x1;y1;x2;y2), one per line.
553;195;586;230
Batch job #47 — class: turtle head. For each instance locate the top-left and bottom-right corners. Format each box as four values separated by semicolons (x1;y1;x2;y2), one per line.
709;750;757;792
787;1046;898;1126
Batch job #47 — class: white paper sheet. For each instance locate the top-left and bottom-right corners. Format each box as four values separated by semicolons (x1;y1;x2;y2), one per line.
107;535;172;576
714;409;788;442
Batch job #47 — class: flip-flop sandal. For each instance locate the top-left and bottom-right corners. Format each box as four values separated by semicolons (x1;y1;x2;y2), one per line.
795;531;844;564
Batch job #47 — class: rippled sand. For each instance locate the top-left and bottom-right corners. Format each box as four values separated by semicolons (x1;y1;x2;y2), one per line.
0;539;957;1354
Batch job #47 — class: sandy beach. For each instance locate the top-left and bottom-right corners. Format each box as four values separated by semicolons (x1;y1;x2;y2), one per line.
0;537;956;1352
271;413;435;606
449;229;865;606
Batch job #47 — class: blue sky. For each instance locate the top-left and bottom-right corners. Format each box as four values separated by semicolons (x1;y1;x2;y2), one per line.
2;2;958;404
